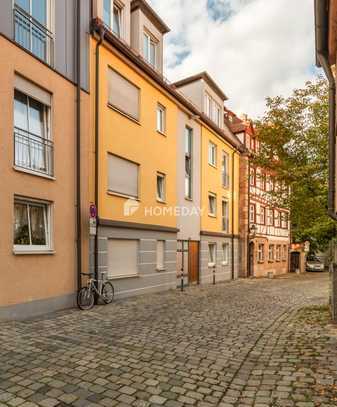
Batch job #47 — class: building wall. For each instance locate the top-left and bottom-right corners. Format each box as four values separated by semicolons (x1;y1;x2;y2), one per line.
176;109;201;242
239;154;249;278
0;37;84;319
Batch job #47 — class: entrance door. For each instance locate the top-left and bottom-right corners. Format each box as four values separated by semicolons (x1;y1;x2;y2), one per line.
188;241;200;284
290;252;300;273
248;242;255;277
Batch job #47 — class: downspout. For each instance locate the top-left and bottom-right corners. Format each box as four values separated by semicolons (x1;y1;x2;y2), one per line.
94;27;106;284
231;151;235;280
76;0;82;289
247;156;251;277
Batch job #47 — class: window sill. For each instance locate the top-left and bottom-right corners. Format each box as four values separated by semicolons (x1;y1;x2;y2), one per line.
108;274;139;281
185;197;193;202
107;103;141;125
208;262;216;268
13;249;55;256
258;260;265;264
156;199;167;205
221;261;229;266
156;268;166;272
208;214;217;218
107;190;140;201
157;130;167;137
208;163;217;169
13;166;55;180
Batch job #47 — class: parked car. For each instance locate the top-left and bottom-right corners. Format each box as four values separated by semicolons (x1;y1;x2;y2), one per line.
306;255;325;272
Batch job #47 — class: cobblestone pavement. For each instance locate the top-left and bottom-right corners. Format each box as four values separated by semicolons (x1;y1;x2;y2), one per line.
1;273;337;407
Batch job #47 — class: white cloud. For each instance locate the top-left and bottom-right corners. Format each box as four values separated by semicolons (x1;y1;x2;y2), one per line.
148;0;317;118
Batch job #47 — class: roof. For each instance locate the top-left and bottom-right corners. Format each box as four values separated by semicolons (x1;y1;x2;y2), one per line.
131;0;170;34
91;18;244;152
173;72;228;101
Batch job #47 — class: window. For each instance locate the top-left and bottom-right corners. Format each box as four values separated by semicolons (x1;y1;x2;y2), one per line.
108;239;138;279
204;93;222;127
14;88;53;176
108;68;140;121
267;209;274;226
276;245;281;261
208;142;217;166
14;198;51;252
258;244;265;262
222;243;229;265
156;240;165;271
281;212;289;229
268;244;275;262
222;200;229;232
213;102;221;127
208;193;217;216
185;127;193;199
108;154;139;198
282;245;288;261
274;210;281;227
250;167;256;186
208;243;217;266
14;0;52;63
260;207;266;225
103;0;122;37
143;32;157;68
222;151;229;188
249;204;256;224
204;93;212;118
156;173;166;202
261;174;266;191
156;104;166;134
250;137;256;151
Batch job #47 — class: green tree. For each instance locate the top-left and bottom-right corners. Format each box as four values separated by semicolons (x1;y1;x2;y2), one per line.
254;77;335;252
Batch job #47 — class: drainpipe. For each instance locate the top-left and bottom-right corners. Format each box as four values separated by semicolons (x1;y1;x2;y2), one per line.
231;151;235;280
247;157;251;276
94;27;105;285
76;0;82;289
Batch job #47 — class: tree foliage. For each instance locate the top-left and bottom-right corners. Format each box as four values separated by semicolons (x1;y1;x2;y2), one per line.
253;77;335;252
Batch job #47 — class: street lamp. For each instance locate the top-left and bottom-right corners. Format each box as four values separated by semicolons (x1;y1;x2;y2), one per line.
249;224;257;239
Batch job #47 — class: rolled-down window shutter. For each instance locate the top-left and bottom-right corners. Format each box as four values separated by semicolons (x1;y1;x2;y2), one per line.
108;239;138;278
15;75;51;106
108;154;139;198
108;68;140;120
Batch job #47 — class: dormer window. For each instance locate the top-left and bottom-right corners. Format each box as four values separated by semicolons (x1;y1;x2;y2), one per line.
143;32;157;68
204;92;222;127
103;0;123;37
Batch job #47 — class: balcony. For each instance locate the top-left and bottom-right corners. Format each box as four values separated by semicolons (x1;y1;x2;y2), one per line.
14;128;54;177
14;5;54;65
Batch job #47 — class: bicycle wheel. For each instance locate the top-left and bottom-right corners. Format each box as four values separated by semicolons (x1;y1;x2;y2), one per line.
102;282;114;304
77;287;95;310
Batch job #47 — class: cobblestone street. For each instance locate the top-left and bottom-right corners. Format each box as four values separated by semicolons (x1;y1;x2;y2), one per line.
1;273;337;407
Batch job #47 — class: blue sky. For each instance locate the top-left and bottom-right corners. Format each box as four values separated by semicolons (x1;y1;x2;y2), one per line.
148;0;319;118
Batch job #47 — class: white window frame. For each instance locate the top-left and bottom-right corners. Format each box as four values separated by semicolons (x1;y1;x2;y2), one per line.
156;103;166;134
282;245;288;261
213;102;221;127
156;172;166;202
260;206;266;225
267;209;274;226
103;0;123;37
222;199;229;232
268;244;275;262
222;151;229;188
208;243;217;267
185;126;193;200
13;197;52;253
249;204;256;224
208;193;217;217
143;31;157;68
276;245;281;261
274;210;281;227
208;141;217;167
222;243;229;265
258;244;265;262
204;93;212;118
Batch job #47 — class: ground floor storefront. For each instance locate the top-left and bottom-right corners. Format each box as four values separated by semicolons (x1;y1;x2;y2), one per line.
0;273;335;406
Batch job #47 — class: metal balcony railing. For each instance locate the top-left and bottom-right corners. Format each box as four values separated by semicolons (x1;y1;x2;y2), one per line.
14;5;54;65
14;127;54;177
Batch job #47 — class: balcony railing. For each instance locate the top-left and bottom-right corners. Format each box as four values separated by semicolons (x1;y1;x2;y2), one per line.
14;5;54;65
14;128;54;177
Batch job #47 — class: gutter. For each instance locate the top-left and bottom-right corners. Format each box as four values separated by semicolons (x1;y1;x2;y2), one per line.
94;26;106;284
76;0;82;289
315;0;337;221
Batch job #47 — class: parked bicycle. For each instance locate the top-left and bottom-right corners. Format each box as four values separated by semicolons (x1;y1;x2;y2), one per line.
77;272;114;310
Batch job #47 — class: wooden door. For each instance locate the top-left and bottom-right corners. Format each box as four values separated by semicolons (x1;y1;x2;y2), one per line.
249;242;255;277
188;241;200;284
290;252;300;273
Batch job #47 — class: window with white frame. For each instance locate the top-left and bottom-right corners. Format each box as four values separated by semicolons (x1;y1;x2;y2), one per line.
14;198;51;252
156;240;165;271
222;243;229;265
281;212;289;229
274;210;281;227
208;141;217;166
204;93;222;127
268;244;275;261
156;172;166;202
156;103;166;134
282;245;288;261
267;208;274;226
260;206;266;225
143;32;157;68
222;200;229;232
276;245;281;261
249;204;256;224
204;93;212;118
103;0;123;37
14;89;53;176
213;102;221;127
258;244;265;262
250;167;256;186
222;151;229;187
208;243;216;266
208;193;217;216
185;127;193;199
14;0;52;63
